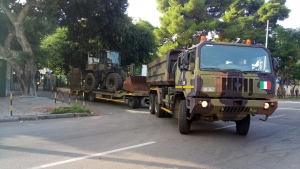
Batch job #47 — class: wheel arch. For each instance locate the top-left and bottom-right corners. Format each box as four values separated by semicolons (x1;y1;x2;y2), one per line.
172;92;185;119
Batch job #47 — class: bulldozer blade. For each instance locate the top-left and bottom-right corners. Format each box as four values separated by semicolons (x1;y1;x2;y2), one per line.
123;76;149;93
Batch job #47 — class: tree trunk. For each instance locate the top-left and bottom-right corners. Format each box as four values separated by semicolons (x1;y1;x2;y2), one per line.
0;1;38;96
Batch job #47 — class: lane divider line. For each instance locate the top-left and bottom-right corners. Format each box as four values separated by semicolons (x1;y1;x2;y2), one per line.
30;142;156;169
277;108;300;111
213;125;236;130
268;114;286;118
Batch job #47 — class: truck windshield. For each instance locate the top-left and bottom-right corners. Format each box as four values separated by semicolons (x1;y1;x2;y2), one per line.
199;44;271;73
107;51;120;65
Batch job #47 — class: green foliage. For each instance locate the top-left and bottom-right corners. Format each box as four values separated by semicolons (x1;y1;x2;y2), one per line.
40;27;83;74
222;0;289;42
268;27;300;86
41;1;157;71
155;0;290;56
117;20;158;66
155;0;233;56
51;103;91;114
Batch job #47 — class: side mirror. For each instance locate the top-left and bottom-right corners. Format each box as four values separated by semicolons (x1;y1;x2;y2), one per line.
272;58;278;70
180;51;189;70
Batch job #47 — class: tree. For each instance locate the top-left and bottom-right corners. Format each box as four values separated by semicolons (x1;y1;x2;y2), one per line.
40;27;79;75
268;27;300;89
117;20;158;66
0;0;55;96
288;64;300;92
41;1;157;72
154;0;290;56
155;0;234;56
222;0;290;43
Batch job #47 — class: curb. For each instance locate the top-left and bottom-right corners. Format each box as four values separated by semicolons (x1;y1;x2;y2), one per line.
0;113;90;123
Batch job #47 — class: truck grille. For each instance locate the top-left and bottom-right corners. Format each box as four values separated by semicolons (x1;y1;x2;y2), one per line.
221;77;254;95
220;106;251;113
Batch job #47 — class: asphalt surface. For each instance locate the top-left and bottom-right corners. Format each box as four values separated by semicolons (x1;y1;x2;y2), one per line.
0;90;299;169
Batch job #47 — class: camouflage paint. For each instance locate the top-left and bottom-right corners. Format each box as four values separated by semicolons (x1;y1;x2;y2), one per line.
147;41;278;122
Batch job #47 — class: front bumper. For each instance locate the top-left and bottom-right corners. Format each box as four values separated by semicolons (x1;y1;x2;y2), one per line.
188;98;278;121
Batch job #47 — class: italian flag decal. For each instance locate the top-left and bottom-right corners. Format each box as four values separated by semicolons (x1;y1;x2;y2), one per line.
260;81;271;90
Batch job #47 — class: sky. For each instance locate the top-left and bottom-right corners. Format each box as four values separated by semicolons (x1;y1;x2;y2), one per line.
126;0;300;29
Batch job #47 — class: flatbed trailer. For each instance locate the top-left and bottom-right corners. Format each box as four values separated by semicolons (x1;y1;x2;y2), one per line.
70;68;150;109
70;87;149;108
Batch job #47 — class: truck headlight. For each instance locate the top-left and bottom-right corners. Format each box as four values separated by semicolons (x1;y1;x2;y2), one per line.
264;103;270;109
201;101;208;108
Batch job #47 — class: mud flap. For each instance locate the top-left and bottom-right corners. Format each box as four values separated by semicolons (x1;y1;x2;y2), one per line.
259;115;269;122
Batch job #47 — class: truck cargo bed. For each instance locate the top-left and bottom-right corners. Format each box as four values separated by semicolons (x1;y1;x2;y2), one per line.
147;49;182;86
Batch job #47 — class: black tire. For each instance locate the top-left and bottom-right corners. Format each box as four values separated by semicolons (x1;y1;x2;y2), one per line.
88;92;95;102
154;95;165;118
178;100;191;134
128;97;140;109
235;115;250;135
149;94;156;114
134;97;141;108
106;73;123;92
171;61;177;80
85;73;99;89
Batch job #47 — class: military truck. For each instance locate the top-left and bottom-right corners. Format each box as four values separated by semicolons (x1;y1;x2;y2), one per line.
147;40;278;135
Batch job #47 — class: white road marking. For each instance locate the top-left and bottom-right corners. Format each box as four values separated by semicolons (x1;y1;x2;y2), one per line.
213;124;236;130
279;101;300;103
277;108;300;111
268;114;286;118
30;142;156;169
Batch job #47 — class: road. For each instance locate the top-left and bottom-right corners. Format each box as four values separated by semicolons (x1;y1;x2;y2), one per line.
1;91;300;169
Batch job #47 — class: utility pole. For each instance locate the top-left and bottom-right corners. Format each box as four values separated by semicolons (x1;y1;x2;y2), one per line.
265;20;269;48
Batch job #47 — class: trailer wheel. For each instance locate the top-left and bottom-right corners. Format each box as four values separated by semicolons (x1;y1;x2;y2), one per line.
154;95;165;118
178;100;191;134
85;73;99;89
149;94;156;114
128;97;139;109
235;115;250;135
134;97;141;107
88;92;95;102
106;73;123;92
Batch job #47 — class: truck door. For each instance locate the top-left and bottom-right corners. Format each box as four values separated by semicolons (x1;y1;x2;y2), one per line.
176;50;196;97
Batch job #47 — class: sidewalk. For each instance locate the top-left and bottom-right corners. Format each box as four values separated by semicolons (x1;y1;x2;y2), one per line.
0;90;89;122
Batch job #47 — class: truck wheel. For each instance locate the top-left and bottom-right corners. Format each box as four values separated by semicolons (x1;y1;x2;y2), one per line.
88;92;95;102
171;61;177;79
149;94;156;114
106;73;123;92
128;97;139;109
179;100;191;134
85;73;99;89
235;115;250;135
154;95;165;118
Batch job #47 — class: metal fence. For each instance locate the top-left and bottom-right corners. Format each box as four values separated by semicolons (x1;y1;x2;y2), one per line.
10;74;73;91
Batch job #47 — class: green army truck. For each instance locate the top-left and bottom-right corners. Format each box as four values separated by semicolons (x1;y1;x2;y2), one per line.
147;40;278;135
